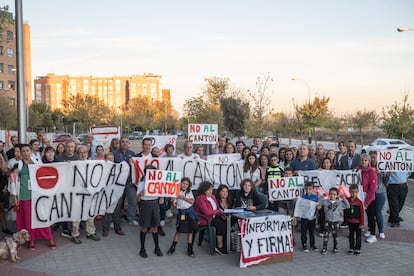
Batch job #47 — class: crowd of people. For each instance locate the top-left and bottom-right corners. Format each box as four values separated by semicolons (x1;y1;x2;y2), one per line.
0;131;411;258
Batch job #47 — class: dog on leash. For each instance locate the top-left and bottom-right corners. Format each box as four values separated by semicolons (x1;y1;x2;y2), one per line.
0;229;31;262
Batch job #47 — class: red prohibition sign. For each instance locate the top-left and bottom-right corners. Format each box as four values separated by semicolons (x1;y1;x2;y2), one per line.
36;166;59;189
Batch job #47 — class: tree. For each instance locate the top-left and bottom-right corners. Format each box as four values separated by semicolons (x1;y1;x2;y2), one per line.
220;96;250;137
62;94;113;130
295;96;331;143
350;110;377;145
0;95;16;129
380;93;414;141
247;73;274;138
324;116;343;142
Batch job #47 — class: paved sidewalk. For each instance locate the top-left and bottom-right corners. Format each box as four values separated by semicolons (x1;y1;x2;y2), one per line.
2;198;414;276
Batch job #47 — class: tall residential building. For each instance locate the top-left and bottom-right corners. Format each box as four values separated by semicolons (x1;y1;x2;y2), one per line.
0;8;32;105
34;73;170;111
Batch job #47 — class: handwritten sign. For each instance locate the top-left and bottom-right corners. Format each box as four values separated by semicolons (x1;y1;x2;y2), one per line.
294;198;318;220
188;123;218;144
28;161;129;228
131;157;244;190
206;153;241;164
238;215;293;268
268;176;304;201
143;135;178;156
377;150;414;172
144;169;182;197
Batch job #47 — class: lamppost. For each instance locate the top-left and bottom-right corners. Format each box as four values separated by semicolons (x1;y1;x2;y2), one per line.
118;106;123;137
397;27;414;32
291;77;312;144
164;101;168;135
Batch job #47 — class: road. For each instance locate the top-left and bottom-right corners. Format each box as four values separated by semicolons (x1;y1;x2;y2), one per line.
406;178;414;210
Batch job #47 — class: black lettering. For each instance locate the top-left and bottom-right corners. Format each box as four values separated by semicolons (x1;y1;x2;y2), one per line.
73;163;89;188
76;193;90;220
49;194;60;220
35;196;48;222
90;163;104;188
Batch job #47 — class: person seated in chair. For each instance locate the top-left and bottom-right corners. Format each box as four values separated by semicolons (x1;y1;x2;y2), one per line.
194;181;228;255
235;178;266;211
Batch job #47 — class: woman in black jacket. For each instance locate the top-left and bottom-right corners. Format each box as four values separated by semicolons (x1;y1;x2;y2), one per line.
235;178;266;211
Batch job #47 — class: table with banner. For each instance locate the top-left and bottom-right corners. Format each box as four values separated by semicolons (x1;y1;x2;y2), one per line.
226;210;293;268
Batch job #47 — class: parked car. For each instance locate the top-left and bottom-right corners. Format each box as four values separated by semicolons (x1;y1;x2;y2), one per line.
53;133;73;143
361;138;413;154
128;131;144;140
266;136;280;147
76;133;89;143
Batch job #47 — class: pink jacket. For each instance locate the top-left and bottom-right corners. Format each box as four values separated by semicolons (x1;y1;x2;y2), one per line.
359;166;377;206
194;194;222;226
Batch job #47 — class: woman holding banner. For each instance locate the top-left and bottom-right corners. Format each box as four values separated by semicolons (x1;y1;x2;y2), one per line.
358;153;377;243
9;144;56;250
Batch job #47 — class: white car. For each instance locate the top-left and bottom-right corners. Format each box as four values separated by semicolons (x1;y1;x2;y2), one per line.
361;138;413;154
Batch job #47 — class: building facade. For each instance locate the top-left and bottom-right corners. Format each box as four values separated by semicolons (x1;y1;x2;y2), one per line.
0;9;32;105
34;73;170;111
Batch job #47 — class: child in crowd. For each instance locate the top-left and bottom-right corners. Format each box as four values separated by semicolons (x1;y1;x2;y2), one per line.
264;153;284;212
301;181;319;252
317;187;350;255
136;165;163;258
345;184;364;256
167;177;199;257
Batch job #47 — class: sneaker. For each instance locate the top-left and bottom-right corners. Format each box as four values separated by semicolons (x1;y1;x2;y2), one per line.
390;222;400;228
310;246;318;252
333;248;339;255
87;233;101;241
71;236;82;244
339;222;348;229
366;235;377;243
348;249;354;255
318;232;324;238
139;249;148;258
61;229;72;239
166;209;174;218
160;220;166;227
321;248;327;255
354;250;361;256
129;220;139;226
215;247;228;255
109;223;114;229
364;231;371;237
154;248;163;256
379;233;385;239
303;245;309;252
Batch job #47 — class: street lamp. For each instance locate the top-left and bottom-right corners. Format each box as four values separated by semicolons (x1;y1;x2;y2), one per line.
292;77;312;144
164;101;168;135
397;27;414;32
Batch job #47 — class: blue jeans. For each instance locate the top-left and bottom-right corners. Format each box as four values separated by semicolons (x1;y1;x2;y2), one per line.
125;183;138;223
375;192;386;233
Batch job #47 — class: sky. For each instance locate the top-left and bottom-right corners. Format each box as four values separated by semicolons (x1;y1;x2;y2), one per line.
5;0;414;116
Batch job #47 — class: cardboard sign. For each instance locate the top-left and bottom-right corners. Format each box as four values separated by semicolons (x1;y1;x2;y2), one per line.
144;169;182;197
268;176;304;201
29;160;129;228
188;123;218;144
377;149;414;172
294;197;318;220
206;153;241;164
143;135;178;156
238;215;293;268
90;126;120;149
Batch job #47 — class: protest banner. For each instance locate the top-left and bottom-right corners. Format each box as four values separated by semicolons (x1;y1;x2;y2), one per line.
131;157;244;190
90;126;120;149
377;149;414;172
206;153;241;164
29;160;129;228
268;176;304;201
143;135;178;156
238;214;293;268
144;169;182;197
188;123;218;144
294;197;318;220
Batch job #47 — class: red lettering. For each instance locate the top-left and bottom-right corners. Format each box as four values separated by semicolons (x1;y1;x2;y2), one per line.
379;151;391;160
147;170;157;180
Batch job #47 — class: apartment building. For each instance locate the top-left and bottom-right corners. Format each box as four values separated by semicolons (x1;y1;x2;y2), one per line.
34;73;170;111
0;8;32;105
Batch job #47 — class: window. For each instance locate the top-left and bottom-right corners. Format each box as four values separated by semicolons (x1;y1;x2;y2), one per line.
7;48;13;57
8;65;14;73
0;81;3;89
8;80;15;89
0;63;3;73
6;31;13;41
0;46;3;55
